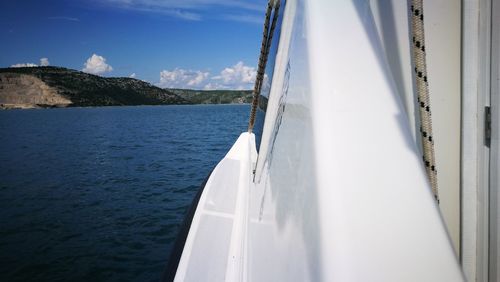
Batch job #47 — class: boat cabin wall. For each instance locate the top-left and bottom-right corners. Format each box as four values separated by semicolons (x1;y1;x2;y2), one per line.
370;0;461;256
250;0;462;280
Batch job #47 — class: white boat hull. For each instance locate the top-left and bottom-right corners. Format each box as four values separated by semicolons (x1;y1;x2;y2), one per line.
170;0;465;281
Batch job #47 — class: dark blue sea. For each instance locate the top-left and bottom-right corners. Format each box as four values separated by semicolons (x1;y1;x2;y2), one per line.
0;104;262;282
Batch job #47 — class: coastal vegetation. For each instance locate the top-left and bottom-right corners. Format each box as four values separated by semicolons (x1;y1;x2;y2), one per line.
0;67;253;109
169;89;253;104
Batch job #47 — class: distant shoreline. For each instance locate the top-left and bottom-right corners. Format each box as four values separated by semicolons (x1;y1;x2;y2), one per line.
0;102;252;110
0;66;253;109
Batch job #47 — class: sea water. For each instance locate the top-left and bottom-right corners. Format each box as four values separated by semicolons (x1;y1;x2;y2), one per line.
0;104;263;282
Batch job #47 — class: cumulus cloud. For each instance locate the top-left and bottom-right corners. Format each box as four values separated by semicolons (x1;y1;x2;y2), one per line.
130;73;136;78
10;57;51;68
82;54;113;75
157;61;256;90
203;82;221;90
158;68;209;88
10;63;38;68
211;61;256;89
40;58;50;66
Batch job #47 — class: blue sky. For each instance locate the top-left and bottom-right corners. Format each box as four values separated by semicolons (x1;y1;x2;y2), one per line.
0;0;267;89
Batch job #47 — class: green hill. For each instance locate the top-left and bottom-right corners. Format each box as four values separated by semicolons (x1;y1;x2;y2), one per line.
0;66;253;109
169;89;253;104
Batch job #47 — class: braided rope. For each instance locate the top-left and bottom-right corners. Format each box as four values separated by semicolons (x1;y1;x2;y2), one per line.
248;0;281;133
411;0;438;201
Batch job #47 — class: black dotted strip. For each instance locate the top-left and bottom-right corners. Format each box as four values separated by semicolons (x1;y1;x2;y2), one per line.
412;36;426;52
412;0;439;201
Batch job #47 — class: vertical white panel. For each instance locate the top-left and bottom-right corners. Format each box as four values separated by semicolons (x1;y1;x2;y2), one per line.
423;0;462;255
371;0;462;254
489;0;500;280
461;0;492;281
461;2;480;280
306;0;463;280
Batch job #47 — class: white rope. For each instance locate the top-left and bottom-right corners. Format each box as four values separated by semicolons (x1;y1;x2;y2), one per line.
411;0;439;202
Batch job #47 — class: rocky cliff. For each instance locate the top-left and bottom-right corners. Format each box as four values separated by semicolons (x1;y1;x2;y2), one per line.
0;73;72;109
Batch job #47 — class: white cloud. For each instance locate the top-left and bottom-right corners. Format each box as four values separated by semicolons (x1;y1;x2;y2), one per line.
10;63;38;68
157;61;256;90
130;73;136;78
158;68;209;88
47;16;80;22
40;58;50;66
222;14;263;24
203;82;221;90
82;54;113;75
102;0;263;12
10;57;51;68
162;10;201;21
211;61;256;89
97;0;265;22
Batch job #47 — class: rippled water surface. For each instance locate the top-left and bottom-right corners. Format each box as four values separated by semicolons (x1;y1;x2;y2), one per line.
0;104;259;282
